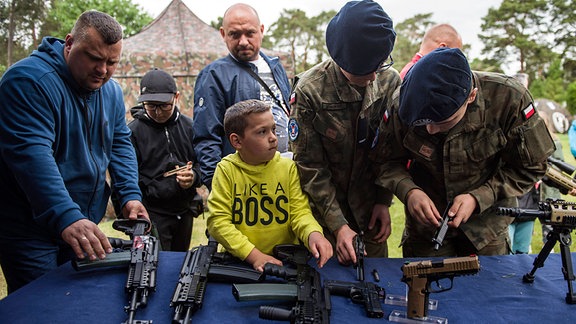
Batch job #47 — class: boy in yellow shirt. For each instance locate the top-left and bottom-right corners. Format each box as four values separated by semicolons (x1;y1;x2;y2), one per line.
207;99;333;272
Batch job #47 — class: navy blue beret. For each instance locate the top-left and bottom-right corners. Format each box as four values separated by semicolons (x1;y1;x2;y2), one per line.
326;0;396;76
399;47;472;126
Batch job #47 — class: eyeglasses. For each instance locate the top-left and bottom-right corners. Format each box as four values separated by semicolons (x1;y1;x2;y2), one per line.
144;102;173;112
376;55;394;73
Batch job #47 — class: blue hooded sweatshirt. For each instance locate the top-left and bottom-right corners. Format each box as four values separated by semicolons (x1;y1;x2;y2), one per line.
0;37;141;240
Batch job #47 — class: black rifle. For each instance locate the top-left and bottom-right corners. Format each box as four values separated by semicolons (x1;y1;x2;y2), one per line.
498;199;576;304
354;232;365;282
114;218;160;324
171;237;265;323
232;245;331;323
72;237;133;271
432;201;454;250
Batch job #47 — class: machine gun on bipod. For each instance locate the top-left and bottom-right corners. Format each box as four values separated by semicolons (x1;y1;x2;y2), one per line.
498;199;576;304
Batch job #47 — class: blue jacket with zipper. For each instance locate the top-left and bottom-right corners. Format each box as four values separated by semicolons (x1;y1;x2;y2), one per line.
0;37;141;240
192;52;291;189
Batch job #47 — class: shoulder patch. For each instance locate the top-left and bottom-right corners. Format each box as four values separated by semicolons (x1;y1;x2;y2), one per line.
522;103;535;120
288;118;300;142
288;118;299;141
383;109;390;124
289;92;297;105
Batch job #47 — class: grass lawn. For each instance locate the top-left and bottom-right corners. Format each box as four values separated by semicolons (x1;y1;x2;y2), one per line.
1;134;575;300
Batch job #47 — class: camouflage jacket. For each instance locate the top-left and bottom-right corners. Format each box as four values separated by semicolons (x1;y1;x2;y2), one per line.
289;59;400;234
373;72;555;250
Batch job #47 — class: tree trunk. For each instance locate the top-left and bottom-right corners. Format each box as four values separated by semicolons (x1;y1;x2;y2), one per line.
7;0;16;67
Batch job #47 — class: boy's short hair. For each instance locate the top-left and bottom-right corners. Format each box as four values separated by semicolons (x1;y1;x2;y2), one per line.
224;99;271;139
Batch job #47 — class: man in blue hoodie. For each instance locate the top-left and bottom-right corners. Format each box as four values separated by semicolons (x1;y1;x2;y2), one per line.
0;10;147;294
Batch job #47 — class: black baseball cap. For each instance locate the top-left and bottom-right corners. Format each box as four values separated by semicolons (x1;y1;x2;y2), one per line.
137;69;177;103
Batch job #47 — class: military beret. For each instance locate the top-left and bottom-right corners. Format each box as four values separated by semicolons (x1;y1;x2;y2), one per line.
399;47;472;126
326;0;396;76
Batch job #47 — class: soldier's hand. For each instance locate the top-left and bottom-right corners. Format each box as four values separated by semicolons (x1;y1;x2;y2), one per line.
406;189;441;226
449;194;477;227
334;225;357;265
368;203;391;243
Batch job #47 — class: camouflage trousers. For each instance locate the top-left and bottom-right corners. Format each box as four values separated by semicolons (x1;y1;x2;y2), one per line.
401;227;511;258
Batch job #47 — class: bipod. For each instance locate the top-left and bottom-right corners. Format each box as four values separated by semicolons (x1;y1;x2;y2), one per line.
522;226;576;304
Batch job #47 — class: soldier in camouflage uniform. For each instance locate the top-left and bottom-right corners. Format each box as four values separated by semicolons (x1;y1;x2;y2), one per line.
289;1;399;264
373;48;555;257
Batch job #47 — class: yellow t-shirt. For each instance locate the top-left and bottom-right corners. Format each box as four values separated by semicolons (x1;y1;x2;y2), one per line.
207;152;323;260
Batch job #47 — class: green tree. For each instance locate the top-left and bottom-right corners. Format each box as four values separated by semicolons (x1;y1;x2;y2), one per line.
210;16;223;30
1;0;49;67
549;0;576;60
479;0;550;75
42;0;153;39
392;13;435;69
566;81;576;114
529;57;565;103
265;9;335;74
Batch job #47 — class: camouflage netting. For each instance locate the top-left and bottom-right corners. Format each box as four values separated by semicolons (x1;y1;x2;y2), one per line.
115;0;293;121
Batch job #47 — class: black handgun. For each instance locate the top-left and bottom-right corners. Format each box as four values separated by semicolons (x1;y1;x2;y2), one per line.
432;201;453;251
354;232;365;281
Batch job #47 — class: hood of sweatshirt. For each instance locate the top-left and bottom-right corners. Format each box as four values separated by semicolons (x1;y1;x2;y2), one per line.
222;151;281;174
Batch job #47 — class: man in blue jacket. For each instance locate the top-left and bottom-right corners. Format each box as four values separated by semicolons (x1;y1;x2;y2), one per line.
193;3;291;190
0;10;147;294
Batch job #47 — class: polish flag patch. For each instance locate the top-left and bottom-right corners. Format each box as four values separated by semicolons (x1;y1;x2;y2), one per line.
383;109;390;123
522;103;535;120
289;92;297;105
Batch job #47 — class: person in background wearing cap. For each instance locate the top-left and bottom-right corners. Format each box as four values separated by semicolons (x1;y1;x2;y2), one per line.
289;0;400;265
127;69;203;252
373;47;555;257
193;3;291;191
0;10;147;294
398;23;462;80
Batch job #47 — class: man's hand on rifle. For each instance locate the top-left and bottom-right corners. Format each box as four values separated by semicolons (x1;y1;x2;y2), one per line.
122;200;150;222
62;218;113;261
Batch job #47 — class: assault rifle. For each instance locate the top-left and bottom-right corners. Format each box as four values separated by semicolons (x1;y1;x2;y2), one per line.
399;255;480;320
171;237;265;323
545;156;576;193
232;245;331;323
431;201;453;251
115;218;159;324
72;237;133;270
497;199;576;304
